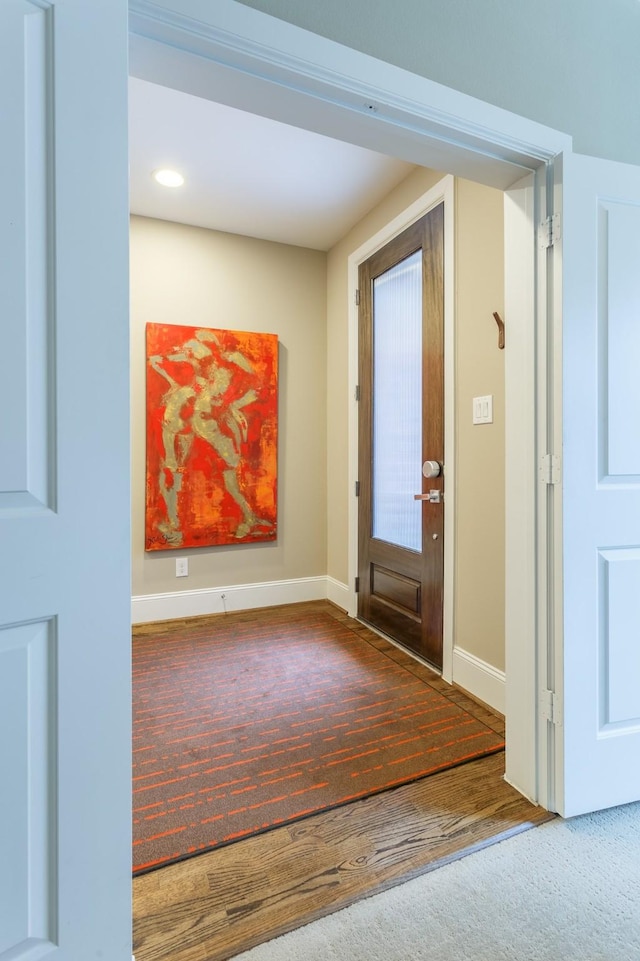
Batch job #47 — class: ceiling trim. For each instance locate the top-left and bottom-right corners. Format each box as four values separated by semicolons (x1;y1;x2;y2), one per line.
128;0;571;190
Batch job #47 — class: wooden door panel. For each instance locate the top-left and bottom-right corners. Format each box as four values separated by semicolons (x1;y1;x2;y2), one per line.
371;565;422;614
358;204;444;667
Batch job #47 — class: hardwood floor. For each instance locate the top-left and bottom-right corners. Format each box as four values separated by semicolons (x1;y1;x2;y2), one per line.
132;603;553;961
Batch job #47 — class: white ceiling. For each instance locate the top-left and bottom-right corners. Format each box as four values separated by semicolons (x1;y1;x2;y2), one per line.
128;77;416;251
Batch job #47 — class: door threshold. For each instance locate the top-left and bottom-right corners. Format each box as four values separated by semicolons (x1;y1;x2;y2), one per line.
355;615;442;678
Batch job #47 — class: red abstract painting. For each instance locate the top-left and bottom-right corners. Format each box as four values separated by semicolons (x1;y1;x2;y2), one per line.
145;323;278;550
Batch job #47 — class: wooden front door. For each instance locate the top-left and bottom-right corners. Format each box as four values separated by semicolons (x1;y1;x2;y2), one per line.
357;205;445;668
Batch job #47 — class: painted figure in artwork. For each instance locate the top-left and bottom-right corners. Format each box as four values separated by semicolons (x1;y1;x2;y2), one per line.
145;324;278;550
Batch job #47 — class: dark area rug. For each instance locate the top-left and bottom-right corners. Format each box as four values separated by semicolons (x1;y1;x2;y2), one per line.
132;609;504;875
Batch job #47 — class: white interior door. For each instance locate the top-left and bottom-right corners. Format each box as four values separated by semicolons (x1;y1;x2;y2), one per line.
0;2;131;959
557;151;640;817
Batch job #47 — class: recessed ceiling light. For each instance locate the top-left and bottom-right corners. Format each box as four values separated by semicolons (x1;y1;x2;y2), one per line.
153;169;185;188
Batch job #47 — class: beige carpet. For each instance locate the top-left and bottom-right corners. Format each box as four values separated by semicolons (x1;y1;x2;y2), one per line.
235;800;640;961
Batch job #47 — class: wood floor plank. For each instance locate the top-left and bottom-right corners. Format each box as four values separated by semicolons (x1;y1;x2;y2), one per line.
133;752;553;961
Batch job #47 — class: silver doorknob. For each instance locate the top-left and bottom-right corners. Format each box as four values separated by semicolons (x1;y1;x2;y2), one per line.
432;533;439;540
422;460;442;478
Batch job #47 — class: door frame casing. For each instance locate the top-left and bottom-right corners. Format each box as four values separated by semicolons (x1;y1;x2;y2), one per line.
347;176;455;683
504;169;548;803
129;0;572;810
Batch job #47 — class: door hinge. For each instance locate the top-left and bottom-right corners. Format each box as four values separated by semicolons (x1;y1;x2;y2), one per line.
540;689;562;725
355;480;360;497
539;453;561;485
355;288;361;306
355;384;360;402
354;576;360;593
538;212;561;249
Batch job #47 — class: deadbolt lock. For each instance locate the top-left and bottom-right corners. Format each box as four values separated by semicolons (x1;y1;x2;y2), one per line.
422;460;442;478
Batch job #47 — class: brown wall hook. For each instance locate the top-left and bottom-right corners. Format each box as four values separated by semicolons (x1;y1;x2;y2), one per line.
493;311;505;349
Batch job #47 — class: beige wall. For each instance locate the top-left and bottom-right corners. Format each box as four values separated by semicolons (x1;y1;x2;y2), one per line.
454;179;505;671
130;216;328;597
326;169;505;671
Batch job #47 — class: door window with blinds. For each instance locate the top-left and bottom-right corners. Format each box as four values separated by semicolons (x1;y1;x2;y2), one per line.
372;248;423;552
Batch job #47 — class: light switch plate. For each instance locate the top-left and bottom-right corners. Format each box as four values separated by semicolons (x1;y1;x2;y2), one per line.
473;394;493;425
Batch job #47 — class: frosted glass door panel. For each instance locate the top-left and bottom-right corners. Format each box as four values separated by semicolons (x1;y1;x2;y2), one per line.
372;250;422;551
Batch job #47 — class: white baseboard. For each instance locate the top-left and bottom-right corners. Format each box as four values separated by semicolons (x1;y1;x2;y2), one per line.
326;576;352;613
131;575;348;624
452;646;505;715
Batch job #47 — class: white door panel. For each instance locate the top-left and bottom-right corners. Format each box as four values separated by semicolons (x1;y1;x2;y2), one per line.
0;1;130;959
559;152;640;816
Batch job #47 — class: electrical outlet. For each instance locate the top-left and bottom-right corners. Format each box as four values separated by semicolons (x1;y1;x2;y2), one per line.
175;557;189;577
